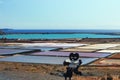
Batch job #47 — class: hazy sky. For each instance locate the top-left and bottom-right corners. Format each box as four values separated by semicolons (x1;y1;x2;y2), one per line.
0;0;120;29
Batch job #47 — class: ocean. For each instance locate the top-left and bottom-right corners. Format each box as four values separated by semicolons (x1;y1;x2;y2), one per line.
0;29;120;39
1;29;120;33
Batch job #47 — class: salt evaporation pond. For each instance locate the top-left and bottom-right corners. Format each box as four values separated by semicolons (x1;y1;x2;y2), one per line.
21;47;58;51
78;44;120;49
30;51;111;58
0;49;34;56
0;55;98;65
0;46;21;49
97;50;120;53
20;43;87;48
0;45;58;51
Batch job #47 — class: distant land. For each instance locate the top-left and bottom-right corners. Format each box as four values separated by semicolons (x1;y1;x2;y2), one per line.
0;29;120;35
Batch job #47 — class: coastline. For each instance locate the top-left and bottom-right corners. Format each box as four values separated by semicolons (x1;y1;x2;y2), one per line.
1;38;120;43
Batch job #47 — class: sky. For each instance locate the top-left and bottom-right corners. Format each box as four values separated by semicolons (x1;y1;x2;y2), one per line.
0;0;120;29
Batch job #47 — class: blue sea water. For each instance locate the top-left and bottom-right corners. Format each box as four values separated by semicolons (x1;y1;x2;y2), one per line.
2;29;120;33
1;33;120;39
0;29;120;39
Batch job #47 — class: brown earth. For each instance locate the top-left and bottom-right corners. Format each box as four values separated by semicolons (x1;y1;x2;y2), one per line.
1;38;120;44
0;62;120;80
109;53;120;59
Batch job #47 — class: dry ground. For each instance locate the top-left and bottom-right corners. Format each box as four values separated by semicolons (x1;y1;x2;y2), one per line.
0;62;120;80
